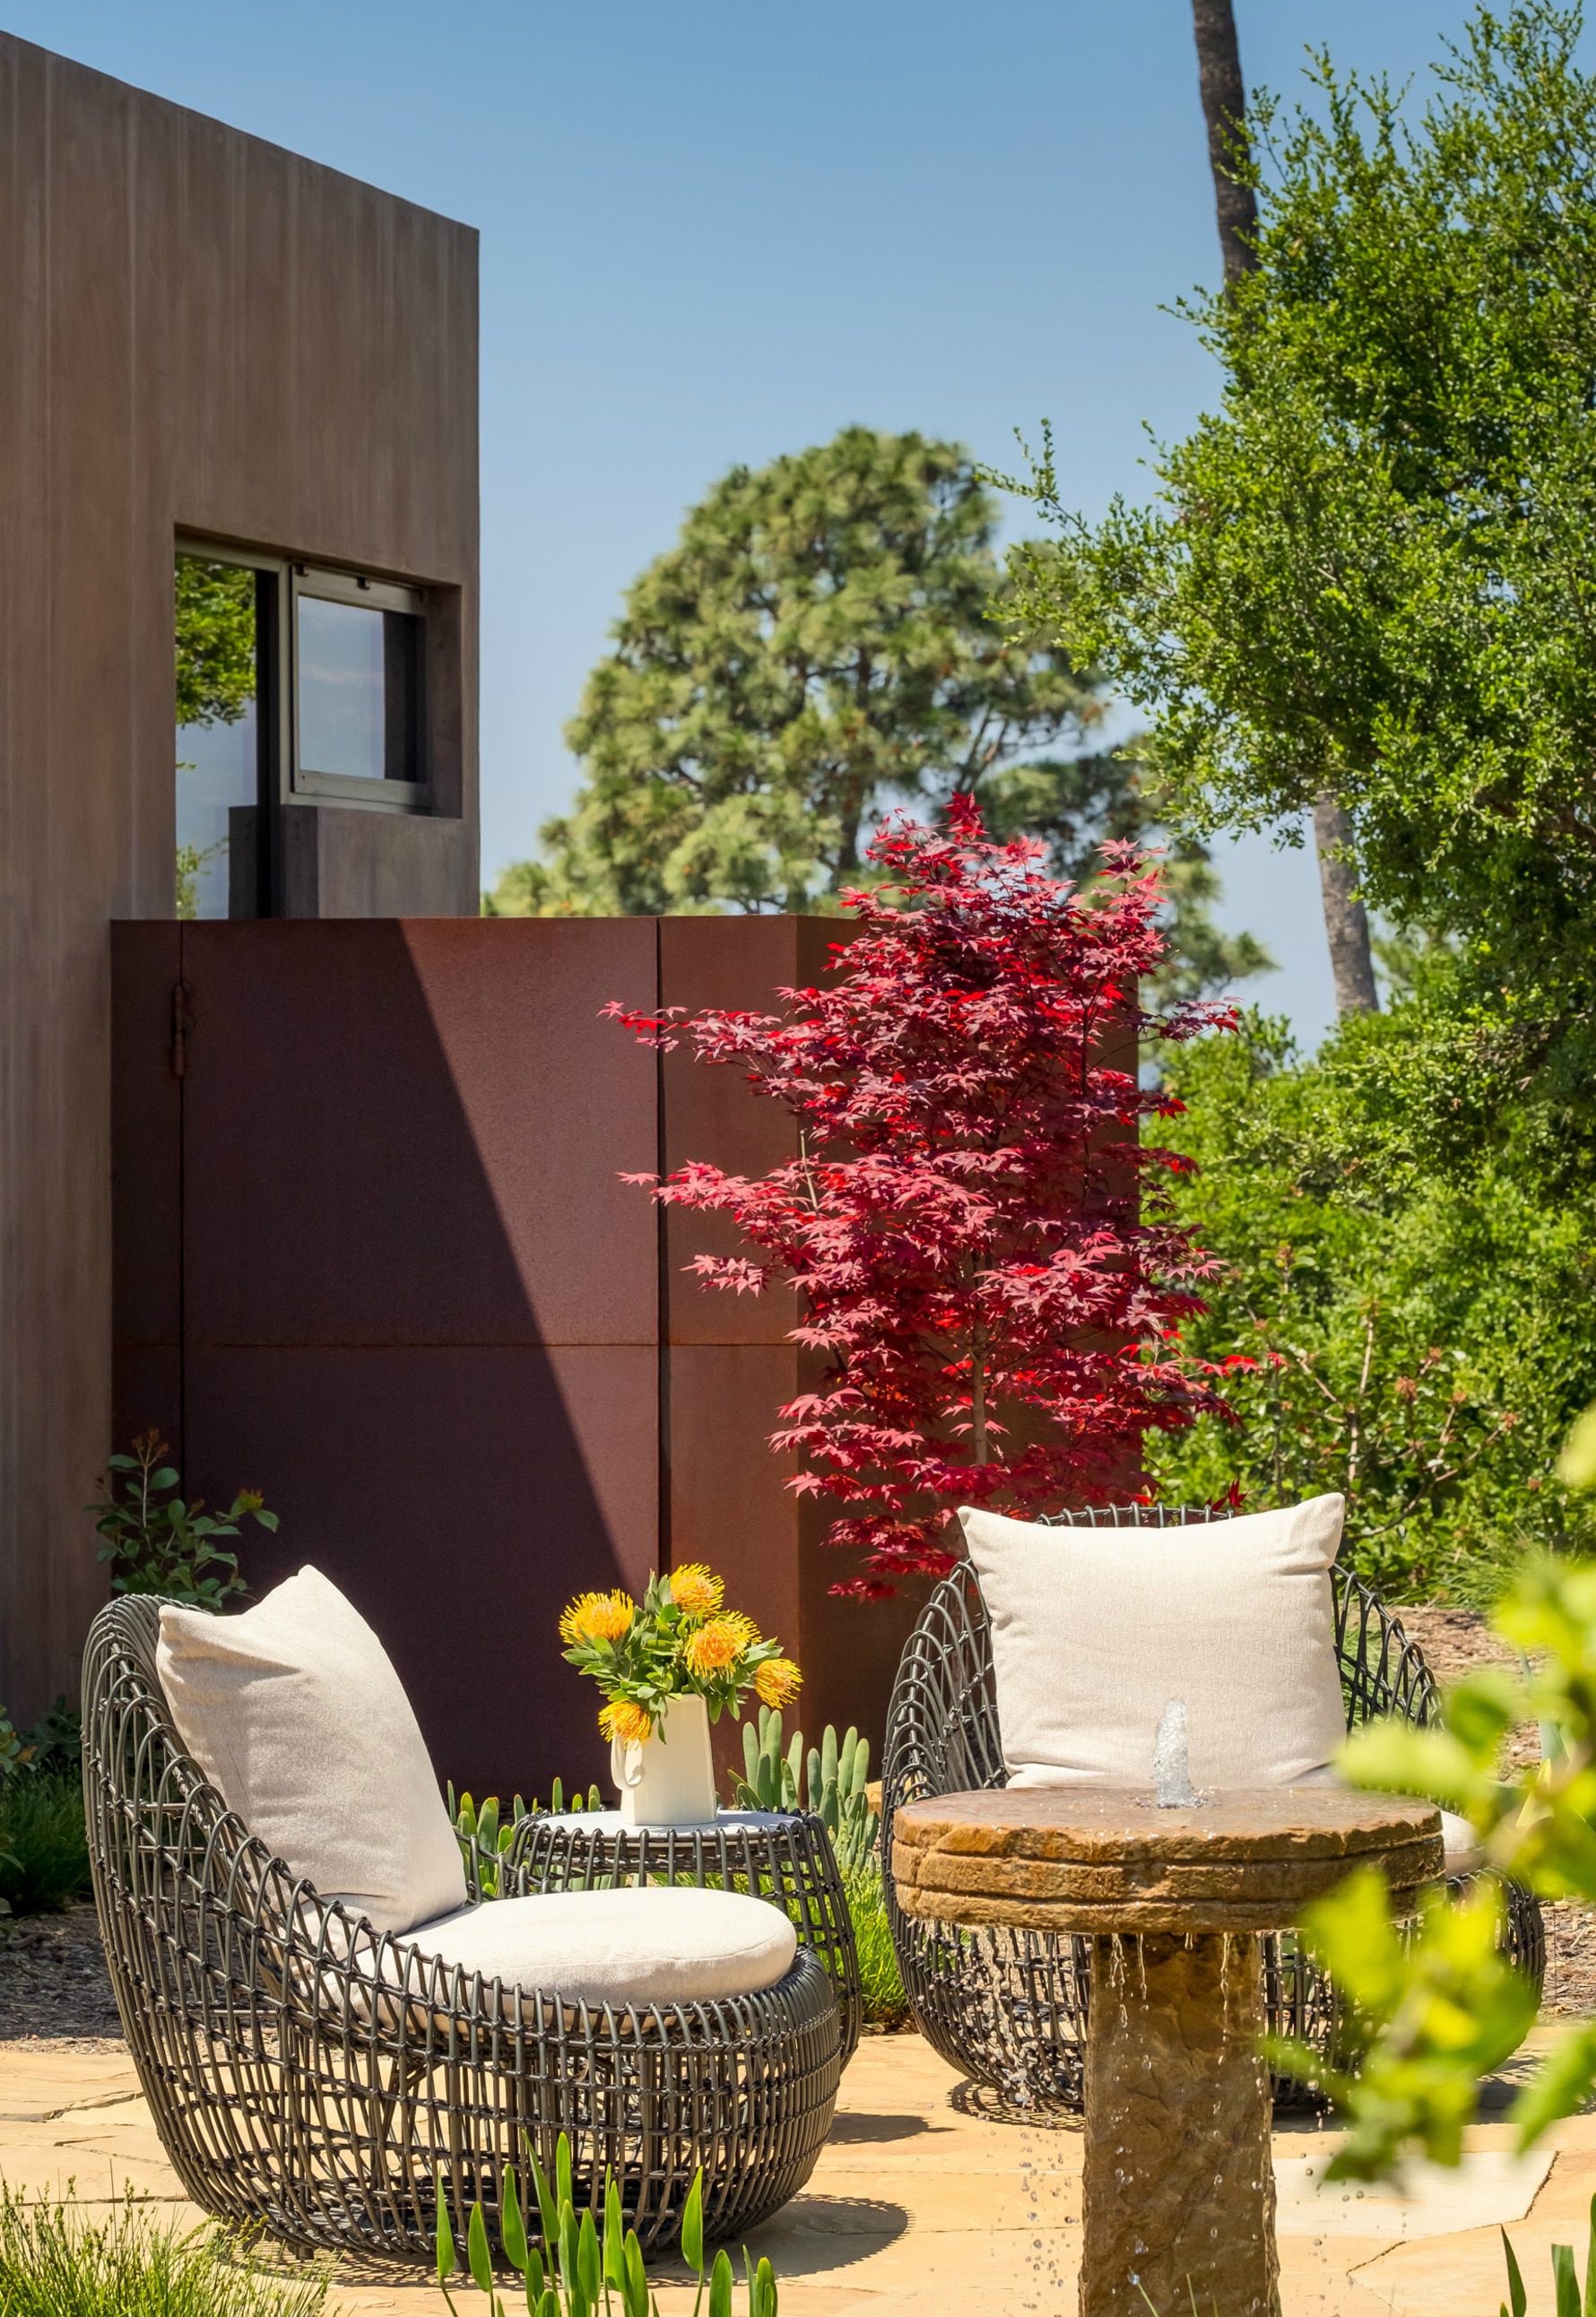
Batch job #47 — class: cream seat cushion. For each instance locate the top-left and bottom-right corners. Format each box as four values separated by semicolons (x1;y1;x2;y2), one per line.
1439;1810;1486;1876
393;1885;798;2009
958;1495;1349;1792
157;1566;466;1937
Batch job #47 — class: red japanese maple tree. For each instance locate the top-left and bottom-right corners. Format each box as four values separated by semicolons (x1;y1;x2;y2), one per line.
608;800;1234;1597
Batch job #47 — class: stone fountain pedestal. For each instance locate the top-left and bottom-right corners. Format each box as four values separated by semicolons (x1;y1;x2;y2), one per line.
892;1786;1443;2317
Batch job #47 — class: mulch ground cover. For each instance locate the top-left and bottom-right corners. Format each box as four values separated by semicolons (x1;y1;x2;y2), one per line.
0;1903;125;2049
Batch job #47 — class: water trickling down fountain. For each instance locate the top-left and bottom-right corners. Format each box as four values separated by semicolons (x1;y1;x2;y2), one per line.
892;1714;1443;2317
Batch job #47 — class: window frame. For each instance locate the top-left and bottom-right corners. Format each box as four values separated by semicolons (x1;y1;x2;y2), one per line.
288;563;429;810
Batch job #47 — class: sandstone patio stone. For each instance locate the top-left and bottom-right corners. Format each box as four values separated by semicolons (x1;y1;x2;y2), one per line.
0;2027;1591;2316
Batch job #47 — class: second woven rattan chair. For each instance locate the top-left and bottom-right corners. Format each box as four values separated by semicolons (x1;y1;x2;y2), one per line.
84;1594;842;2261
881;1501;1545;2115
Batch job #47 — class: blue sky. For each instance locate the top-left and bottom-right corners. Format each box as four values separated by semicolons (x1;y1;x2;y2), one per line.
8;1;1575;1045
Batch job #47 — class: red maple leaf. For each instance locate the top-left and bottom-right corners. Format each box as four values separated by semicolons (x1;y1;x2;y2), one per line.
610;804;1235;1593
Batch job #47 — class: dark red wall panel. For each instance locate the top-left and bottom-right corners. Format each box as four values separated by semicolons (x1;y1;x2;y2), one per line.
111;915;956;1805
180;919;657;1349
182;1343;655;1795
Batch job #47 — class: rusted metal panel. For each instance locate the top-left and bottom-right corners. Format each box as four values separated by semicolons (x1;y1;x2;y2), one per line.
657;916;805;1350
181;1341;656;1798
164;917;660;1792
110;924;183;1358
107;910;1105;1794
178;919;658;1351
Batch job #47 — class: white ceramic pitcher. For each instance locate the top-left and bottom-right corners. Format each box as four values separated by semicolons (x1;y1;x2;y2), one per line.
610;1691;717;1827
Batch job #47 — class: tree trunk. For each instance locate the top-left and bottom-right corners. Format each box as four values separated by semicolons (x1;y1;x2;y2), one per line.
1311;793;1380;1016
1190;0;1379;1014
1190;0;1258;281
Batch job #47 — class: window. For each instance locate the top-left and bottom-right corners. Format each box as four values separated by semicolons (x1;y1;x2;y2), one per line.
291;568;426;804
174;543;429;919
174;549;273;920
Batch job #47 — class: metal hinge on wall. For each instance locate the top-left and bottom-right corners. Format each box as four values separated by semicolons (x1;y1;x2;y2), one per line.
169;979;194;1079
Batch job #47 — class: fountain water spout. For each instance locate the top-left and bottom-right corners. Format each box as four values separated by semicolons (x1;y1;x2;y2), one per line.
1153;1698;1199;1809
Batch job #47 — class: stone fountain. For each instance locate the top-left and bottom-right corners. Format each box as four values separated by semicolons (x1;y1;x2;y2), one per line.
892;1725;1442;2317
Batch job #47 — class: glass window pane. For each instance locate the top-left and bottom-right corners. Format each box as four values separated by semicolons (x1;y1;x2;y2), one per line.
175;554;258;920
297;594;419;783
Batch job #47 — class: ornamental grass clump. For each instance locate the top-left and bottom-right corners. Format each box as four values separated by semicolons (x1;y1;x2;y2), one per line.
0;2184;328;2316
437;2136;778;2317
559;1567;800;1743
608;799;1232;1597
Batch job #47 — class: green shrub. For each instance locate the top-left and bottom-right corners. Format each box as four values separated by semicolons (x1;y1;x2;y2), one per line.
1145;1011;1596;1605
0;2185;327;2316
88;1430;278;1608
23;1697;82;1778
0;1771;91;1914
844;1862;908;2029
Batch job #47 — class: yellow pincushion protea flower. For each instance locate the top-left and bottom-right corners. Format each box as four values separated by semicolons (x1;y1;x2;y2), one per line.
559;1589;636;1647
669;1563;724;1618
683;1611;759;1679
753;1656;802;1709
599;1697;654;1749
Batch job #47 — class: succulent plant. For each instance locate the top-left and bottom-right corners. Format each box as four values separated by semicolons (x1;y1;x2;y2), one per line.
731;1709;878;1875
448;1783;603;1900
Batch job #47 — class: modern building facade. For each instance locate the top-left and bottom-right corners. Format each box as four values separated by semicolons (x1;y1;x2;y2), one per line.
0;33;479;1715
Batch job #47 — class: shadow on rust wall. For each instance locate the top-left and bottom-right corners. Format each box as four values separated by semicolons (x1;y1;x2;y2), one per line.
112;914;932;1799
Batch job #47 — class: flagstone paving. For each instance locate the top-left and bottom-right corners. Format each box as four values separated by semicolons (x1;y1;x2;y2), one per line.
0;2026;1587;2314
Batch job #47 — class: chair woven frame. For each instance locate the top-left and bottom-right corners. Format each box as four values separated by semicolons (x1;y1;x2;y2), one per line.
880;1502;1546;2116
83;1597;841;2261
507;1815;863;2065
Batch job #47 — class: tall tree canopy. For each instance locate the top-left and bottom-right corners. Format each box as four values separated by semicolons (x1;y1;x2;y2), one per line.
1014;3;1596;1118
517;427;1092;916
1188;0;1379;1017
490;425;1266;997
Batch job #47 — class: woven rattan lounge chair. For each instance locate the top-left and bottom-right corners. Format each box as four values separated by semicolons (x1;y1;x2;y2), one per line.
83;1595;841;2260
881;1502;1546;2115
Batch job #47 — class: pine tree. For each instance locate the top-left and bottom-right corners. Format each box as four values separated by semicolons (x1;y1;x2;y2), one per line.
529;428;1089;916
490;425;1268;997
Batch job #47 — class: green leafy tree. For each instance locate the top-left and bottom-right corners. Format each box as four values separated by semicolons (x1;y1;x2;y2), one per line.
174;555;255;914
1186;0;1379;1016
516;428;1096;916
175;556;255;730
1012;2;1596;1102
1148;1001;1596;1598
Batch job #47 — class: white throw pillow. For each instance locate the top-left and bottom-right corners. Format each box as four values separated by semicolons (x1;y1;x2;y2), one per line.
157;1566;466;1936
958;1496;1349;1792
394;1886;798;2009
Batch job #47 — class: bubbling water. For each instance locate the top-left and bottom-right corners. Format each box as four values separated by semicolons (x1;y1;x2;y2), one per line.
1153;1698;1199;1809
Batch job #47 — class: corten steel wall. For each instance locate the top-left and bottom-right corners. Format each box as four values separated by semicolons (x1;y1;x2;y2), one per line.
0;35;478;1716
113;916;928;1796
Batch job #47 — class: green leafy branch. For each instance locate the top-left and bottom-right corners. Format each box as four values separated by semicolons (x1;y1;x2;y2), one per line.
1283;1408;1596;2177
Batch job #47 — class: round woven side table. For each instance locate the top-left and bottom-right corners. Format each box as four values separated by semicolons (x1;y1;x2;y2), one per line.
509;1807;862;2064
